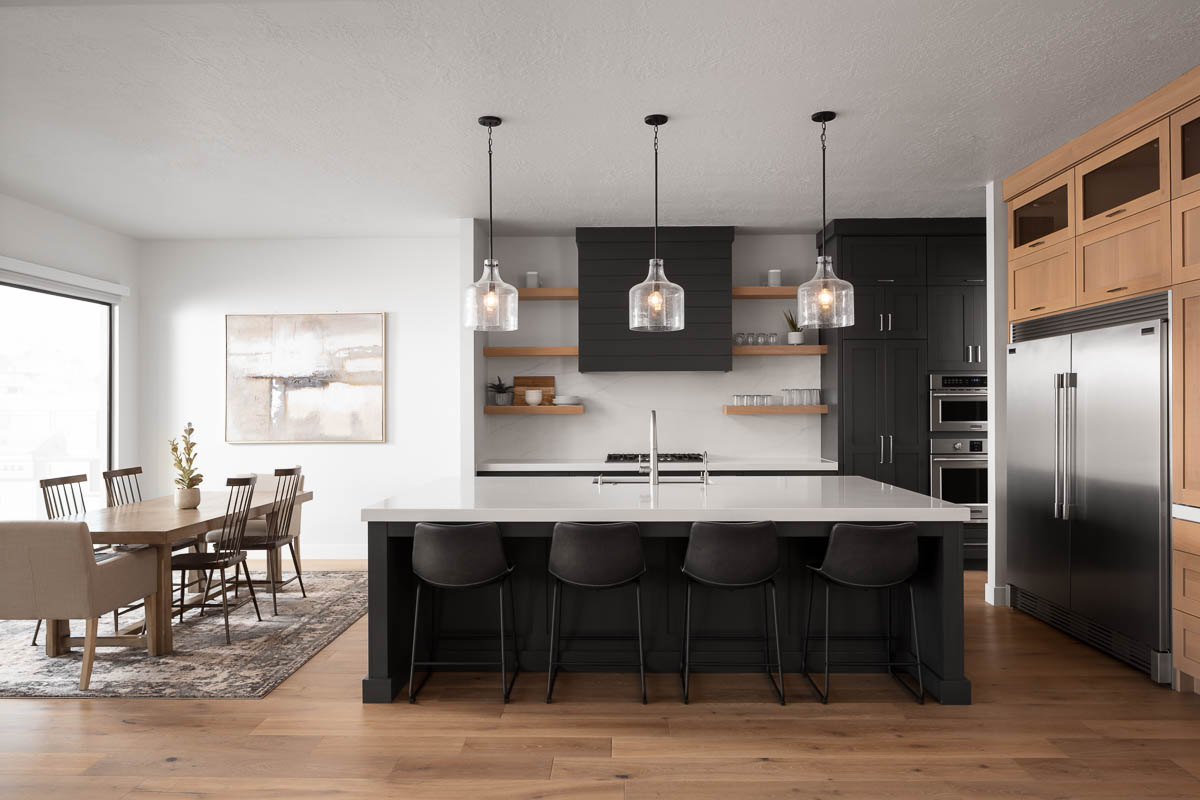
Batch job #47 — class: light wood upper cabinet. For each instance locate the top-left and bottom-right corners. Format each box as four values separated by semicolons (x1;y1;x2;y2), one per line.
1175;190;1200;284
1074;119;1171;236
1172;98;1200;198
1008;240;1075;322
1008;173;1074;259
1074;203;1171;305
1174;280;1200;506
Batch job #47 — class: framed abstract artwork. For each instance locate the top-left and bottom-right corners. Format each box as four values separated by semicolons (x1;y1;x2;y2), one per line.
225;312;385;443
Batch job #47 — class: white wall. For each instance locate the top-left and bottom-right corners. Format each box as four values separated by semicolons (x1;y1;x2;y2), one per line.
478;233;824;461
138;236;464;559
0;192;140;465
985;182;1009;606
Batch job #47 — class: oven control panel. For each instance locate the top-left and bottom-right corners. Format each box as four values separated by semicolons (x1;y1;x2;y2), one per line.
931;438;987;455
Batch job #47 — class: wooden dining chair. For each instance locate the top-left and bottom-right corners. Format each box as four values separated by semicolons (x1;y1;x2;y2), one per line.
221;468;306;616
33;474;120;646
102;466;143;507
172;476;261;643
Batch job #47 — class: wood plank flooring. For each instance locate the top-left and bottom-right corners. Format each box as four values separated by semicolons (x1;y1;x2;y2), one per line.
4;571;1200;799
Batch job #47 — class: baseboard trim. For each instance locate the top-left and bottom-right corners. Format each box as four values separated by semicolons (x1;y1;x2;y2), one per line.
984;582;1010;607
246;558;367;571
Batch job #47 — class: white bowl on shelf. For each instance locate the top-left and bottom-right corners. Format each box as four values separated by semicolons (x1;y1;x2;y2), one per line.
553;395;581;405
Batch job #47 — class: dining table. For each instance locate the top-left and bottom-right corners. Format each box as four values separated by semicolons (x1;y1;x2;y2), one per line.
48;488;314;657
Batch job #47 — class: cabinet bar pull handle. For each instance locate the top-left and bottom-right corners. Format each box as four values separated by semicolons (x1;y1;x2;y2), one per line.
888;434;894;464
1028;240;1045;248
887;313;893;331
1106;286;1128;293
975;345;983;363
966;278;986;283
878;314;884;332
966;345;973;363
1029;305;1046;311
1104;207;1127;218
878;279;895;283
879;435;885;465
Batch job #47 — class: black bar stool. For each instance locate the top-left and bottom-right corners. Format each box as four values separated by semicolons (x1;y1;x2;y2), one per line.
801;522;924;704
546;522;647;704
408;522;518;704
680;521;785;705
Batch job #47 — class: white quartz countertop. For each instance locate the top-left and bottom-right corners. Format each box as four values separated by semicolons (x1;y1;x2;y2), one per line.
362;475;969;523
1174;504;1200;524
476;457;839;473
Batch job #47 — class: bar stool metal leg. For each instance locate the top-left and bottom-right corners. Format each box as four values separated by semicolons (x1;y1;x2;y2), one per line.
546;579;560;703
635;580;646;704
682;580;692;704
909;583;925;704
408;582;422;704
769;580;786;705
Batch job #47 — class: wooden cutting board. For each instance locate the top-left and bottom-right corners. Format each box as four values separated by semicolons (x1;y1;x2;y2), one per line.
513;375;555;406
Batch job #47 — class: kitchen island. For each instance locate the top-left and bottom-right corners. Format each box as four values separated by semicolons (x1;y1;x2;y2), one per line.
362;475;971;704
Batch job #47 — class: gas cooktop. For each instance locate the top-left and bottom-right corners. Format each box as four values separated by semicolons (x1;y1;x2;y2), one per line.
605;453;705;463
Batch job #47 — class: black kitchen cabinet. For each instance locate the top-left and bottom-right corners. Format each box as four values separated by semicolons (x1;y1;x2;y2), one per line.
843;285;927;340
834;339;928;492
840;236;926;285
927;235;986;285
927;285;987;371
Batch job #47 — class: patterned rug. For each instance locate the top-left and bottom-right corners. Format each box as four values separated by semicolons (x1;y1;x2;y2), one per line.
0;570;367;698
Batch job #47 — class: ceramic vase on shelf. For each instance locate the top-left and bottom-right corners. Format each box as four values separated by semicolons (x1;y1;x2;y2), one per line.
494;391;513;406
787;331;805;345
175;487;201;509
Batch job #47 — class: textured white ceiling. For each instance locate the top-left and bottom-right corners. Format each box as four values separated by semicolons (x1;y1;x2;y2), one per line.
1;0;1198;239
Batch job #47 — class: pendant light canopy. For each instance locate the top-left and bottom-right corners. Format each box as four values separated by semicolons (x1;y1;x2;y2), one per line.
464;115;518;332
797;111;855;329
629;114;684;332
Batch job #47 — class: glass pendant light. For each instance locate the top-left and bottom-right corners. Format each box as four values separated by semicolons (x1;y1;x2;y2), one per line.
797;111;855;329
464;115;518;331
629;114;684;332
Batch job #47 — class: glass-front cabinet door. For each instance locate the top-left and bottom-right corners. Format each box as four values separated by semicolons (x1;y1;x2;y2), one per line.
1008;173;1073;258
1172;98;1200;198
1074;118;1170;235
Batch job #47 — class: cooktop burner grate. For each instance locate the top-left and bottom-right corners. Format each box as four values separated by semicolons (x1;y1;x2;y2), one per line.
605;453;705;463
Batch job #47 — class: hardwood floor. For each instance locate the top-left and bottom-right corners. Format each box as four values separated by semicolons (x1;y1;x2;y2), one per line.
4;571;1200;799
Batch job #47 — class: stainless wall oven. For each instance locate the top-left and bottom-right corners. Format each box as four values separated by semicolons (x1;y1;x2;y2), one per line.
930;437;988;521
930;374;987;432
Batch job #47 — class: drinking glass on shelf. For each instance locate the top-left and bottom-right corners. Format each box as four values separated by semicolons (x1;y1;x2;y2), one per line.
754;394;765;407
734;332;746;346
755;333;768;345
768;333;778;345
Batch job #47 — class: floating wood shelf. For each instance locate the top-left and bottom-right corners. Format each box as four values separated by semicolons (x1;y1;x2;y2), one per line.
723;405;829;415
518;287;578;301
483;346;579;358
731;286;799;299
484;404;584;415
732;345;827;356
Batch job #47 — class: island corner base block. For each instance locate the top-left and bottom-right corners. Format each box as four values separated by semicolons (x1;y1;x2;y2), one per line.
362;519;970;705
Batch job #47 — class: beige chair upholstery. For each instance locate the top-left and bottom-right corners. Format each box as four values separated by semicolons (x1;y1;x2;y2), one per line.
0;521;157;689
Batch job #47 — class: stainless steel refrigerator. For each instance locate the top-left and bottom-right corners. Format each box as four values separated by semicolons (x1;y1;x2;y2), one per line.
1007;308;1171;682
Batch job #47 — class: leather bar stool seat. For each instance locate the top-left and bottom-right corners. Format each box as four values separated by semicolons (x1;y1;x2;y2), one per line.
546;522;647;704
408;522;518;703
680;521;785;705
801;522;925;704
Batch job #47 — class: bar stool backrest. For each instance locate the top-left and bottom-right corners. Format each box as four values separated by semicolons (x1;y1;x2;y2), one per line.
413;522;508;588
549;522;645;587
819;522;919;588
40;474;88;520
102;466;143;507
210;476;257;556
683;520;779;587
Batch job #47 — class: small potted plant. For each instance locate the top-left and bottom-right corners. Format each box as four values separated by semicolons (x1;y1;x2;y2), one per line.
489;376;513;406
784;309;805;345
169;422;204;509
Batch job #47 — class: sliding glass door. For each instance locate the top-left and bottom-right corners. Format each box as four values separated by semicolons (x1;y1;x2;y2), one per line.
0;283;112;518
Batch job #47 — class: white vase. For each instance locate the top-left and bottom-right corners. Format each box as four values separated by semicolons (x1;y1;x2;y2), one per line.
787;331;805;345
175;487;201;509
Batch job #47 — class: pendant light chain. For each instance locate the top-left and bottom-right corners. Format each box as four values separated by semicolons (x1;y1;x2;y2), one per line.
819;118;827;259
487;123;495;262
653;123;659;261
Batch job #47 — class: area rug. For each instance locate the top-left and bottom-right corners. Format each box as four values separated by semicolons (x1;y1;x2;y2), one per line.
0;570;367;698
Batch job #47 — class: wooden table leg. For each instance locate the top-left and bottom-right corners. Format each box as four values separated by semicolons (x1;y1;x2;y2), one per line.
149;543;173;656
44;619;69;657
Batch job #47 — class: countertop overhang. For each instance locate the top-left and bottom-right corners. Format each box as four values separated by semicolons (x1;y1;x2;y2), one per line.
475;456;839;473
362;475;969;523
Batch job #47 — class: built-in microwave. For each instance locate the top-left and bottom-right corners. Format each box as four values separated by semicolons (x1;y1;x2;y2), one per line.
930;437;988;521
930;374;987;432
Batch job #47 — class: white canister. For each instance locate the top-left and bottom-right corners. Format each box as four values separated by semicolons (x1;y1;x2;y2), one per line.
767;269;783;287
525;271;540;288
523;389;544;406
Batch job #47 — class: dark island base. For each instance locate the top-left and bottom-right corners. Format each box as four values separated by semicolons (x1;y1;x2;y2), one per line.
363;521;970;705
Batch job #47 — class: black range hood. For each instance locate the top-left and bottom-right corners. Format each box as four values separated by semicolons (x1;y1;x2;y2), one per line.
576;226;733;372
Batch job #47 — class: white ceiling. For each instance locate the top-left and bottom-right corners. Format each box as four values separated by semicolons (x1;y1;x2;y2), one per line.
1;0;1198;239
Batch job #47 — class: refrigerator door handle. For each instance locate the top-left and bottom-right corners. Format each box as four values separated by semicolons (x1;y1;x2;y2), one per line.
1053;372;1064;519
1063;372;1078;520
